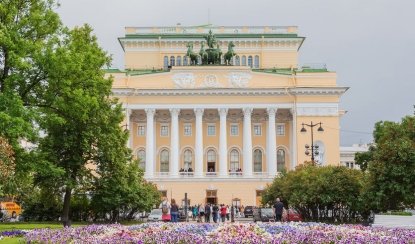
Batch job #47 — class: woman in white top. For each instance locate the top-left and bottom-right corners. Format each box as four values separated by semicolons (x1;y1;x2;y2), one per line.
159;198;171;222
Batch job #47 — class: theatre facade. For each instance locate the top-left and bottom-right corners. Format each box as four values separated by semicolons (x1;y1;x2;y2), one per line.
108;25;347;206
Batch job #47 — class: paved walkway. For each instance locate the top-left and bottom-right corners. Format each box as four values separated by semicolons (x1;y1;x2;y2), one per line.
372;215;415;229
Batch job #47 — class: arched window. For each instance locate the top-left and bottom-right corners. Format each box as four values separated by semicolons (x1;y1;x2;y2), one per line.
253;149;262;172
163;56;169;69
207;149;216;172
183;56;188;66
170;56;175;66
277;149;285;172
177;56;182;66
137;149;146;171
160;149;169;172
242;56;246;66
184;149;192;170
235;55;240;66
197;56;202;65
254;55;260;68
248;56;253;68
230;149;240;171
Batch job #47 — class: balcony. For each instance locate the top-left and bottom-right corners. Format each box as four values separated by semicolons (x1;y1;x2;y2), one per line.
148;171;278;181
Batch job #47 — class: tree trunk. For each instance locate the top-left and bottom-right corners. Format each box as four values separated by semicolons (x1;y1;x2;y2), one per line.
62;185;72;227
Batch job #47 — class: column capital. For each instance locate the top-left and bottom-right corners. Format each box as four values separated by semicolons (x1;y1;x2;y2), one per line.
169;108;181;116
194;108;204;117
145;108;156;116
218;108;228;117
242;107;253;116
266;107;277;116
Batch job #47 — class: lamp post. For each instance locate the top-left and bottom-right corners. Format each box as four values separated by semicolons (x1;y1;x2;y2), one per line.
121;123;128;131
300;121;324;165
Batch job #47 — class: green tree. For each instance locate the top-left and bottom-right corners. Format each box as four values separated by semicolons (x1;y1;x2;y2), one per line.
0;0;60;199
262;163;365;222
363;116;415;211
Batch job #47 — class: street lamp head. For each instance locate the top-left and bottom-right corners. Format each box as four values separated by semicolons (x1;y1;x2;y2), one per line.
314;145;319;149
305;144;310;149
305;150;310;155
314;151;319;155
300;126;307;133
317;124;324;132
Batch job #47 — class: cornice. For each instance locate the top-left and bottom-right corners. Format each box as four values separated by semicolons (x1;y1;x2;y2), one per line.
112;87;348;97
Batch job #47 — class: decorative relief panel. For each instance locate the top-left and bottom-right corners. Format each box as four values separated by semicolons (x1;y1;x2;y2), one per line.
296;107;339;116
172;73;196;88
200;74;222;88
227;72;252;88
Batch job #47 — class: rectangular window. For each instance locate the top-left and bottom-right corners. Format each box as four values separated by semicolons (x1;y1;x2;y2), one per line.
253;125;262;136
230;124;239;136
207;125;216;136
184;124;192;136
137;125;145;136
276;124;285;136
160;125;169;136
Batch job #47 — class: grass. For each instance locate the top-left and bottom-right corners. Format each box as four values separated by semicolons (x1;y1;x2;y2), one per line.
0;222;87;231
0;237;23;244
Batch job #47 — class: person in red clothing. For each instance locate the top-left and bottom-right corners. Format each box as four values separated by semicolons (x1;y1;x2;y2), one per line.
220;204;227;222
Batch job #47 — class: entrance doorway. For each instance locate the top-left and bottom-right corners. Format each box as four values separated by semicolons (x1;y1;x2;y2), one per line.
206;190;217;204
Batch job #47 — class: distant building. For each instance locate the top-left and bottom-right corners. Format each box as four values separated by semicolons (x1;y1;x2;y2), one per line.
340;144;370;170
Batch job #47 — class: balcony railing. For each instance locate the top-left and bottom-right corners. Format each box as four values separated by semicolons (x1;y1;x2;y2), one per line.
151;171;276;178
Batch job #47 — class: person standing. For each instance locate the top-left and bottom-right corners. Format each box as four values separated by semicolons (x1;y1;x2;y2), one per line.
212;204;219;223
273;198;284;222
226;205;230;221
170;199;179;222
220;204;227;222
159;197;171;222
205;203;211;223
199;204;205;222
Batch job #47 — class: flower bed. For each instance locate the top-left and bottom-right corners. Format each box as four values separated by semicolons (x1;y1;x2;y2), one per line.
18;222;415;243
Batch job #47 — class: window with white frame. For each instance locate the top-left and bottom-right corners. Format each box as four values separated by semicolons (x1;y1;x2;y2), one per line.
184;124;192;136
276;124;285;136
230;149;240;171
207;125;216;136
137;149;145;171
253;149;262;172
253;124;262;136
248;55;253;68
137;125;145;136
230;124;239;136
183;149;192;170
254;55;260;68
160;125;169;136
176;56;182;66
160;149;169;172
277;149;285;172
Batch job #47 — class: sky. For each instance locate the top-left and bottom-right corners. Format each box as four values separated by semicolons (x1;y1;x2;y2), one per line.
56;0;415;146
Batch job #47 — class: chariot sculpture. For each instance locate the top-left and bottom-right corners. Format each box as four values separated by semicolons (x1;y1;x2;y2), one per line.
185;30;236;65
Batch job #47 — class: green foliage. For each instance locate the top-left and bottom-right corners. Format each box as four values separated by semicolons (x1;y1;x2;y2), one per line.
262;163;365;222
363;116;415;211
21;188;62;221
379;211;413;216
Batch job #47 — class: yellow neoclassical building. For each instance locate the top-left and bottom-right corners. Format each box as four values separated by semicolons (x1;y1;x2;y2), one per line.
108;25;347;206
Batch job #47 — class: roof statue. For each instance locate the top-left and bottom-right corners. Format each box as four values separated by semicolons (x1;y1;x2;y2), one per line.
185;30;237;65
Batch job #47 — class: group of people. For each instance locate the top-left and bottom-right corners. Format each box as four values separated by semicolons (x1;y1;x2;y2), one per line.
158;198;245;223
158;197;285;223
179;168;193;172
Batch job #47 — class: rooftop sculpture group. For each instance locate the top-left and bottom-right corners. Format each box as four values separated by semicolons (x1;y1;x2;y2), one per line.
186;30;236;65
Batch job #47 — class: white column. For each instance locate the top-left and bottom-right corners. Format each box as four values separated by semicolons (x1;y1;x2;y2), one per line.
291;108;297;170
243;108;253;177
218;108;228;177
126;108;132;149
170;108;180;177
145;108;155;178
194;108;204;177
267;108;277;176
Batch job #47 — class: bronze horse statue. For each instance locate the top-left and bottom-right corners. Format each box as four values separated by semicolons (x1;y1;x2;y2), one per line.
199;42;208;65
224;42;236;65
186;43;199;65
